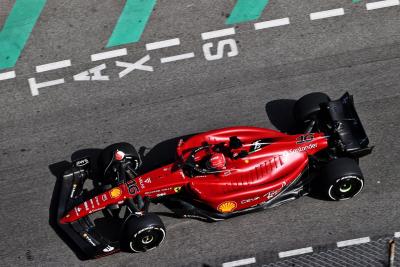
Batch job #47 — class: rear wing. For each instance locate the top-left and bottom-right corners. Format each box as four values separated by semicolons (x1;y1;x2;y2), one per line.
322;92;373;157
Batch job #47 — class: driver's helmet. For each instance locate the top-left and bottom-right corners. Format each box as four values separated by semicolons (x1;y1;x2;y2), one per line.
206;152;226;170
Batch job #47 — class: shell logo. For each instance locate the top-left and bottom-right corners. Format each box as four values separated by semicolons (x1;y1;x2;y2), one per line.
110;188;122;199
217;201;237;213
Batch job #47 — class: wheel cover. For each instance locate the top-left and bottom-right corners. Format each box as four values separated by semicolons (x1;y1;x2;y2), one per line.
129;227;166;252
141;234;154;244
328;175;364;200
339;183;352;193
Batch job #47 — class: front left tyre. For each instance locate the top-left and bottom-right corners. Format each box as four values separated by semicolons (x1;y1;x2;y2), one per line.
97;142;141;183
121;213;166;253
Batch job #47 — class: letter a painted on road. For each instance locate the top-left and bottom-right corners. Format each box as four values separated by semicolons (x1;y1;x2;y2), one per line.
226;0;270;25
0;0;47;71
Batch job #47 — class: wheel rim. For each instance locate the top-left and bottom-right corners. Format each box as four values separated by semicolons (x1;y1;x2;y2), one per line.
141;235;154;244
129;228;166;252
339;183;352;193
328;175;363;200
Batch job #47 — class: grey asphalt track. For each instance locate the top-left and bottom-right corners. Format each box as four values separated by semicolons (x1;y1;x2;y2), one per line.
0;0;399;266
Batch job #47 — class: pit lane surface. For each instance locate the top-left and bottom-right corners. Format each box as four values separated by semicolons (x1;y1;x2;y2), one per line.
0;0;399;266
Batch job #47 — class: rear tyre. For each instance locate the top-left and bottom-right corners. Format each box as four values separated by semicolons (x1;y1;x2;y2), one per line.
293;92;330;123
97;142;140;183
121;213;166;253
320;158;364;201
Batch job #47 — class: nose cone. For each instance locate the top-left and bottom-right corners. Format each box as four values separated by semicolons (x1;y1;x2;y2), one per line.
59;213;73;224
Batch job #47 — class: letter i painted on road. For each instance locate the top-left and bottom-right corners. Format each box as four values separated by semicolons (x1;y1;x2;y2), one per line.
225;0;270;24
107;0;157;48
0;0;47;71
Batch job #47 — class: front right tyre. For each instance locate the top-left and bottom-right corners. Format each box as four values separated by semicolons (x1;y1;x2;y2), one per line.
121;213;166;253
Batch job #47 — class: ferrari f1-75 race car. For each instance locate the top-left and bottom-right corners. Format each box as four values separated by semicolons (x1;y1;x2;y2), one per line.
56;92;373;258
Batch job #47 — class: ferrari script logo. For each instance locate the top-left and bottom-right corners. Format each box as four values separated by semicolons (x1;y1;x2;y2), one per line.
110;188;122;198
217;201;237;213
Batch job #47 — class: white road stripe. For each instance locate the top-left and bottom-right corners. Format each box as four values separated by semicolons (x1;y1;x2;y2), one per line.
366;0;399;10
254;17;290;30
0;70;16;80
310;8;345;20
337;237;371;247
28;78;65;96
279;247;313;258
91;48;127;61
394;232;400;238
201;28;235;40
222;257;256;267
36;59;71;73
146;38;180;50
160;52;195;63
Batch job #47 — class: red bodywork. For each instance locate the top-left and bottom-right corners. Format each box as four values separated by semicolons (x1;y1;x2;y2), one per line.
61;126;328;223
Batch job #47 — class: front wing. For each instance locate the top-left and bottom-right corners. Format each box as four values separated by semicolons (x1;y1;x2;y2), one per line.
56;166;120;258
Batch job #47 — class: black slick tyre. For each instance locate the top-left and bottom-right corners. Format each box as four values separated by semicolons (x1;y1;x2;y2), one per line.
97;142;140;182
121;213;166;253
321;157;364;201
293;92;330;123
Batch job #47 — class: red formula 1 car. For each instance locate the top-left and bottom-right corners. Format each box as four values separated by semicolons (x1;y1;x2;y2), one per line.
56;92;373;258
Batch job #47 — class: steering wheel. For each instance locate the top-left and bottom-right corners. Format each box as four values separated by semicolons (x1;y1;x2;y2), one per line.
184;145;216;174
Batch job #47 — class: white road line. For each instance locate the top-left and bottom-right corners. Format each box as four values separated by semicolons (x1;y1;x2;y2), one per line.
146;38;180;50
254;17;290;30
160;52;195;63
91;48;127;61
0;70;16;80
28;78;65;96
337;237;371;247
394;232;400;238
366;0;399;10
279;247;313;258
36;59;71;73
222;257;256;267
201;27;235;40
310;8;345;20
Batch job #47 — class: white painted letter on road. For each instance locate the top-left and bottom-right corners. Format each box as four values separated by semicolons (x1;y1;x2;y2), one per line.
28;77;65;96
203;39;239;61
73;64;109;81
116;55;153;78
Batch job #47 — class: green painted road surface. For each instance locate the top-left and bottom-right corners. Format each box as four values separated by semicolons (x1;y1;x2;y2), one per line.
0;0;47;71
226;0;269;24
0;0;366;71
106;0;157;48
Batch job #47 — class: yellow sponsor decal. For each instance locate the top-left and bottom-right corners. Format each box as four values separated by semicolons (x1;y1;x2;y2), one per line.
110;188;122;198
174;187;182;193
217;201;237;213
